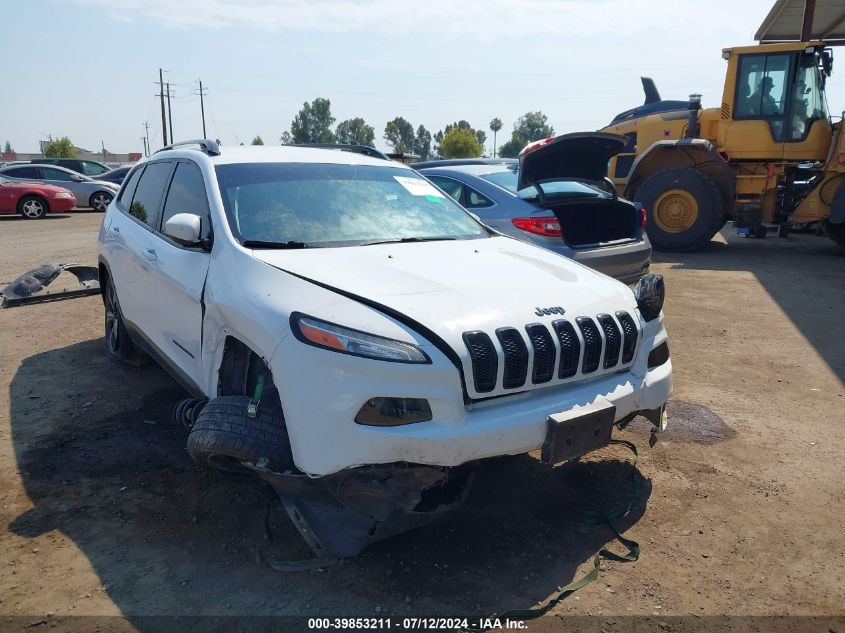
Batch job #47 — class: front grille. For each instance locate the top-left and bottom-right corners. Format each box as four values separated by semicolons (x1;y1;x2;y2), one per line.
526;324;556;384
496;327;528;389
552;320;580;378
616;311;638;363
598;314;621;368
577;317;602;374
462;331;497;393
463;311;638;397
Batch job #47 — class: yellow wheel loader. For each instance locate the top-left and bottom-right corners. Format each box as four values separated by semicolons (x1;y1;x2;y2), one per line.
600;0;845;251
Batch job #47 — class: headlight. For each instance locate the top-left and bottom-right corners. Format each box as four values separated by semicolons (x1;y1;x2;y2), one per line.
291;313;430;363
634;273;665;321
54;191;74;199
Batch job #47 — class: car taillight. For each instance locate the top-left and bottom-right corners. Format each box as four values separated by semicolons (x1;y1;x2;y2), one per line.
512;216;562;237
640;207;647;228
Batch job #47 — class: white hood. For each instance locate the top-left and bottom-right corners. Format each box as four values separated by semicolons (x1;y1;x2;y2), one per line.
253;236;639;398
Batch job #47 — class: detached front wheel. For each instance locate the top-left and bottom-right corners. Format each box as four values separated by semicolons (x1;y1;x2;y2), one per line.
635;167;725;252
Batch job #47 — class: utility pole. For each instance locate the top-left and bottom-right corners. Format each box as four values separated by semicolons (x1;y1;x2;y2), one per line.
141;137;148;156
142;121;150;156
101;140;106;163
158;69;168;147
166;83;174;143
196;80;208;138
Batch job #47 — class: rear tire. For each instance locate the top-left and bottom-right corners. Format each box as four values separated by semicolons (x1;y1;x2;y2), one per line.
90;191;113;212
187;395;294;474
18;195;48;219
104;276;137;360
635;167;725;252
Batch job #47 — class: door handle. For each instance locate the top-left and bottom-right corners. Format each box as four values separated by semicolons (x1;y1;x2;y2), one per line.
143;248;158;262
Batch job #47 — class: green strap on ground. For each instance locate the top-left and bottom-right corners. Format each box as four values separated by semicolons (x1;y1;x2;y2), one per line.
479;439;643;626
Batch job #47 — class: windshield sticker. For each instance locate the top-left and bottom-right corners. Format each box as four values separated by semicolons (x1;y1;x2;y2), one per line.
424;194;443;204
394;176;444;198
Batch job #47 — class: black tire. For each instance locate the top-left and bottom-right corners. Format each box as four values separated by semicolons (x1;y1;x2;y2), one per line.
187;395;293;474
89;191;113;212
826;220;845;247
634;167;725;252
103;275;137;360
17;195;48;219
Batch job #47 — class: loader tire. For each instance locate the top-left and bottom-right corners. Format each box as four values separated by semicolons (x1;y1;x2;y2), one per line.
187;395;293;474
635;167;725;252
826;220;845;247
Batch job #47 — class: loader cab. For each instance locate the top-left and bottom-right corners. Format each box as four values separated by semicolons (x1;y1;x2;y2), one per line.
720;42;832;161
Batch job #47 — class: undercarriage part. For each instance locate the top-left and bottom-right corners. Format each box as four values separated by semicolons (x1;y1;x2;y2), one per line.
255;461;475;562
1;263;99;307
172;397;206;431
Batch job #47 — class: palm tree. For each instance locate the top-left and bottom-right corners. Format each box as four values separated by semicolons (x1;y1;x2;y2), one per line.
489;118;503;158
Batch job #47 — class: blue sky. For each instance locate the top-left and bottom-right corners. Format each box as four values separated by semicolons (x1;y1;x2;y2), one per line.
3;0;839;155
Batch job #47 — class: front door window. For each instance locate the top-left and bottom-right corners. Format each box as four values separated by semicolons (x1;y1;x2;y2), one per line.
735;53;791;141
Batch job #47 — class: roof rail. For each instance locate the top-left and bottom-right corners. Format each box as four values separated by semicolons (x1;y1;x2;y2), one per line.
290;143;390;161
156;139;221;156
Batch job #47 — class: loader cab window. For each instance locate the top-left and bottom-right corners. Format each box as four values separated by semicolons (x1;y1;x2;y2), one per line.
790;52;828;140
734;53;791;140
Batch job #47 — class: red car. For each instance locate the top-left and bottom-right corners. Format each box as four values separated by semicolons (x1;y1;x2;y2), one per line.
0;174;77;218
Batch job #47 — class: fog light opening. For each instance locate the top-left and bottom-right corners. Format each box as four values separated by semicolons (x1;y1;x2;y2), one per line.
355;397;433;426
648;341;670;369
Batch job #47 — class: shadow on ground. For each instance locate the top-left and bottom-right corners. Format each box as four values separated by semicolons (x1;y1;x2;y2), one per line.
654;231;845;381
8;339;651;624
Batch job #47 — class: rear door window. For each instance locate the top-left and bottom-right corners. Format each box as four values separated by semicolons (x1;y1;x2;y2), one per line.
128;162;173;228
427;175;465;204
161;162;211;239
466;187;494;208
118;167;144;210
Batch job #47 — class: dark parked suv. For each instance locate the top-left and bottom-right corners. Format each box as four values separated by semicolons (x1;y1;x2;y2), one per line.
31;158;111;176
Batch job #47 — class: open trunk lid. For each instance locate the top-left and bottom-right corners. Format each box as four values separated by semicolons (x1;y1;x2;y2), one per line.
517;132;627;190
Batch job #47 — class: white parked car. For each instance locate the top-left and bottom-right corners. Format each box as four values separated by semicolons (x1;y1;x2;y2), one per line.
97;140;672;558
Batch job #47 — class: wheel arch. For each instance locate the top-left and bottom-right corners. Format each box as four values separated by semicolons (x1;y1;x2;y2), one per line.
625;139;735;217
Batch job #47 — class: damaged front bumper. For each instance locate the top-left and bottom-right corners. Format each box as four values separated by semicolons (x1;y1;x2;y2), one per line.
255;460;475;562
1;263;99;307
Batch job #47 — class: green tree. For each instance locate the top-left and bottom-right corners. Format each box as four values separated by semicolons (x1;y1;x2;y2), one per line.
251;135;264;145
489;118;502;157
439;127;482;159
434;120;487;157
289;98;336;144
496;112;555;158
335;117;376;146
43;137;76;158
384;117;416;153
514;111;554;143
415;125;432;160
279;131;293;145
3;140;12;154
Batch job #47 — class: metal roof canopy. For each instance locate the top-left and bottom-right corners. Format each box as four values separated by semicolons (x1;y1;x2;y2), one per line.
756;0;845;44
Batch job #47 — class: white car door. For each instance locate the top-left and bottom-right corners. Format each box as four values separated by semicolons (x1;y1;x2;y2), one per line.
140;160;212;391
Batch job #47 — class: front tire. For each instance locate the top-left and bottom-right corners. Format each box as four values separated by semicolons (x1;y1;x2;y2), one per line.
635;167;725;252
90;191;113;212
18;195;48;219
104;276;136;360
187;395;294;474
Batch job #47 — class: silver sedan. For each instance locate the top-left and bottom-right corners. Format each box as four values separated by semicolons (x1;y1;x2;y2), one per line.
0;163;120;211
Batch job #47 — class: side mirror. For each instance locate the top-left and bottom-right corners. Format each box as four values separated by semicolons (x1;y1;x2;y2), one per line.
71;175;84;182
164;213;202;246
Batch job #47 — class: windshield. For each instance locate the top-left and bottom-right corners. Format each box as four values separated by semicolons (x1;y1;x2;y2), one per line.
479;170;607;200
216;163;489;247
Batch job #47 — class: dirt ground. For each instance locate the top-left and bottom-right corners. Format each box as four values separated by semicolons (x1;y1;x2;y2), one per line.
0;212;843;632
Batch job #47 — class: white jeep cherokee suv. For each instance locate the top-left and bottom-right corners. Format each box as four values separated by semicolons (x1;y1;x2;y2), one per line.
98;140;672;558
